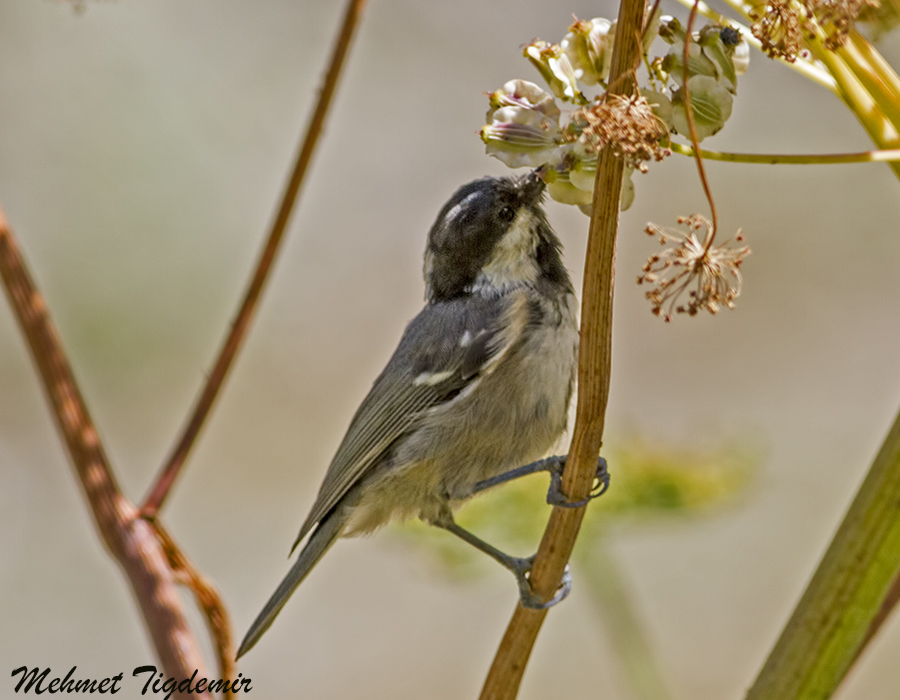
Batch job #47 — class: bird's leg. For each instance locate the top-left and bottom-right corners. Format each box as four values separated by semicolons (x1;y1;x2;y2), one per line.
428;510;571;609
471;455;610;508
430;456;608;607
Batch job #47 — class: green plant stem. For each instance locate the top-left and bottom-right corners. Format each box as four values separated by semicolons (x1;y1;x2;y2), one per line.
669;142;900;163
838;41;900;127
806;41;900;179
576;540;674;700
849;29;900;104
825;41;900;137
744;407;900;700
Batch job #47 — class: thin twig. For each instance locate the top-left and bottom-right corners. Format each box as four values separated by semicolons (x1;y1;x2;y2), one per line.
643;0;663;37
154;522;235;695
0;205;214;696
477;0;646;697
141;0;370;519
682;0;719;243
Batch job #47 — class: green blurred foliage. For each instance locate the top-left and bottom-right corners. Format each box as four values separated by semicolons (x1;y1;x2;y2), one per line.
392;434;758;579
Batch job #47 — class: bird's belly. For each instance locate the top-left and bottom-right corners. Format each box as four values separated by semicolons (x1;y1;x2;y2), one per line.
345;310;577;535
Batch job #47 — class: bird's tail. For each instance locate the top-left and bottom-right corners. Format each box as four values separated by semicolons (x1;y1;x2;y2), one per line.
237;509;347;658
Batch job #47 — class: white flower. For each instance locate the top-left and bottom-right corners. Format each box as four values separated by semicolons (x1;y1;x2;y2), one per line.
481;106;562;168
561;18;615;86
486;80;561;122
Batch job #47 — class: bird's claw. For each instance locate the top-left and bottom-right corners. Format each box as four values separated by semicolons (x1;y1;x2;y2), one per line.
546;456;610;508
510;556;573;610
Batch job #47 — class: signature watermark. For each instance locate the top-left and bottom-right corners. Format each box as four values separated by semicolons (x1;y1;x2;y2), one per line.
11;665;252;697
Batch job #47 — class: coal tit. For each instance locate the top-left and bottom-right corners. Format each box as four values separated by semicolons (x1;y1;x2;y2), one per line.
238;172;578;657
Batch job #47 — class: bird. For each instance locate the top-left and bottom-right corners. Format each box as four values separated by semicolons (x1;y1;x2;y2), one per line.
238;171;581;658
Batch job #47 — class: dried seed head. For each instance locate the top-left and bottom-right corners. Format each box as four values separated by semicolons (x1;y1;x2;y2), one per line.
638;215;750;321
571;93;670;172
805;0;880;49
750;0;809;61
750;0;878;59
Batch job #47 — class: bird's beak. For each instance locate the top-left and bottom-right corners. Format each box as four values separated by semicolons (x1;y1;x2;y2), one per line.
519;170;546;205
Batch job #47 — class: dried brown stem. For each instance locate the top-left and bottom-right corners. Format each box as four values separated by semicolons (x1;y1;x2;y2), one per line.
683;0;720;243
141;0;370;519
154;522;236;694
0;206;213;697
477;1;647;698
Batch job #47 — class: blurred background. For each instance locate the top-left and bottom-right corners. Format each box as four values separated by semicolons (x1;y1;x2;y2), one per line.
2;0;900;698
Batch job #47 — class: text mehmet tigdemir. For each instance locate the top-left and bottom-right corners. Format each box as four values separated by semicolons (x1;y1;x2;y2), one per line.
11;665;252;696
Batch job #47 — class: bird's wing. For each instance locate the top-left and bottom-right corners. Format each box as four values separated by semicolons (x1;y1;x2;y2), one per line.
292;289;532;550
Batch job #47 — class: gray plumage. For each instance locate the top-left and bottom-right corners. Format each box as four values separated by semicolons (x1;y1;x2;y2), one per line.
238;172;578;658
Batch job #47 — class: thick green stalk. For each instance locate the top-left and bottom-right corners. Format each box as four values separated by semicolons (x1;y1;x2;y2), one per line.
744;408;900;700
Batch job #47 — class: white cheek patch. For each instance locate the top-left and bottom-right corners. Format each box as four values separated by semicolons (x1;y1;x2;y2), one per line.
472;210;540;294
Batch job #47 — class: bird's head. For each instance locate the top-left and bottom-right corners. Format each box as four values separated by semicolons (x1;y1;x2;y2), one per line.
424;172;570;301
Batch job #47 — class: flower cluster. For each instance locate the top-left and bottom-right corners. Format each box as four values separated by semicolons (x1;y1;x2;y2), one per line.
481;16;747;212
638;215;750;320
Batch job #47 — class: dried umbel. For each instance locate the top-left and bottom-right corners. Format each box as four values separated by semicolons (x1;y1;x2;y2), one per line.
638;215;751;320
808;0;880;49
750;0;879;60
750;0;810;60
571;94;671;172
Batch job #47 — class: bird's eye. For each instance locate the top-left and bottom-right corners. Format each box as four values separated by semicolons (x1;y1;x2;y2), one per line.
498;206;516;222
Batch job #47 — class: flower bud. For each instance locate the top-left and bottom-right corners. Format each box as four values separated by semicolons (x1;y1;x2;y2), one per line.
481;105;562;167
671;75;733;140
662;41;718;86
546;171;593;206
561;18;615;86
640;89;675;132
524;40;583;102
486;79;560;122
697;25;738;92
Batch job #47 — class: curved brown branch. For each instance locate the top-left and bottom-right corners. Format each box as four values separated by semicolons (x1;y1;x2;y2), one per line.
478;1;647;698
683;0;720;243
0;206;213;695
141;0;370;519
154;522;235;693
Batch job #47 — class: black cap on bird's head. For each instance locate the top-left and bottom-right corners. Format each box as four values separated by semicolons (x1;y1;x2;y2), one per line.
424;172;569;301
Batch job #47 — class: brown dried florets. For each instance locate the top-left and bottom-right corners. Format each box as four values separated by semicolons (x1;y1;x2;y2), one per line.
749;0;810;61
571;93;670;172
638;215;750;321
808;0;880;49
750;0;879;60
